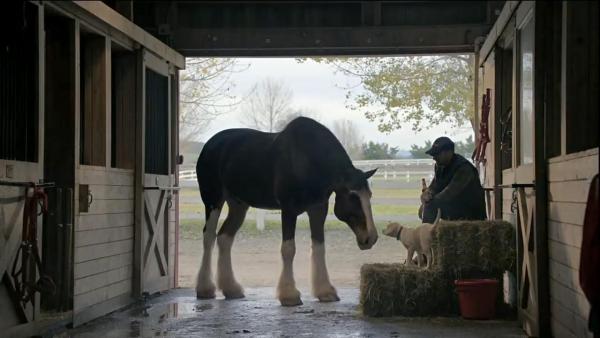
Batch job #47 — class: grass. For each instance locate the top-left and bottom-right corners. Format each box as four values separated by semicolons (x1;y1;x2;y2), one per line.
371;188;420;199
179;187;421;200
180;216;422;239
180;218;352;239
179;203;418;217
178;185;421;240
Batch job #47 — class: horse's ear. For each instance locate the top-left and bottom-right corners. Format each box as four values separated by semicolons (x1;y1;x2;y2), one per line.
364;168;377;179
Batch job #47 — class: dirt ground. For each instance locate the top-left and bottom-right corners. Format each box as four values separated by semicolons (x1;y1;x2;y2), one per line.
179;228;407;290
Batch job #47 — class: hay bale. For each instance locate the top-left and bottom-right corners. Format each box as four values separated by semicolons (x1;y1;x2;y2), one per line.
433;220;516;317
360;220;516;317
360;264;451;317
434;220;516;279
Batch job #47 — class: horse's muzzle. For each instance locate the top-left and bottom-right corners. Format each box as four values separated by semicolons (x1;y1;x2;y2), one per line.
357;233;378;250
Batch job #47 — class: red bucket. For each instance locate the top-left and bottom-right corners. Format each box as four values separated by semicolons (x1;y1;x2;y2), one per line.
454;279;499;319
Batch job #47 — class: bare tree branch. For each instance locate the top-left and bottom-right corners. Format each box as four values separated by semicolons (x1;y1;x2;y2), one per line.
241;78;294;133
179;58;250;142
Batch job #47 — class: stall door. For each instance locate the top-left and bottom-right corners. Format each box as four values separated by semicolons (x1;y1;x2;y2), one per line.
512;5;540;336
141;53;174;294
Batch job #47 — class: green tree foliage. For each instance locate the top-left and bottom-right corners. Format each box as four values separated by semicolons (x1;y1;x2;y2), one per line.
409;140;433;159
409;136;475;159
301;56;475;134
362;141;399;160
454;135;476;158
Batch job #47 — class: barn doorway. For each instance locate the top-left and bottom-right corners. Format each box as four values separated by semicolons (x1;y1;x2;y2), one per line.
176;56;478;292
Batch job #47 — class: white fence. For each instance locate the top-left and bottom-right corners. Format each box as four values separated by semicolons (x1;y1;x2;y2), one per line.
179;159;435;182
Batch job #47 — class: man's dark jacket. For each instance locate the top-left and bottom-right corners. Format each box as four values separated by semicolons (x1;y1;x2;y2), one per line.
421;154;487;223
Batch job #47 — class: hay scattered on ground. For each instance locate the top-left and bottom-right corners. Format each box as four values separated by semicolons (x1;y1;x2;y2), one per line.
360;220;516;317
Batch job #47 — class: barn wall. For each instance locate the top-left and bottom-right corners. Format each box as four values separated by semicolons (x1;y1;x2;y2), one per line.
0;161;42;329
73;166;135;324
547;148;598;338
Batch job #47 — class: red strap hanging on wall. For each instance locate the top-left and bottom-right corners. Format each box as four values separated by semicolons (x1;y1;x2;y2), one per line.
11;184;55;306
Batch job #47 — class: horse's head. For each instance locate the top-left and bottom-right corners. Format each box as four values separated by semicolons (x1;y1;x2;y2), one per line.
334;168;378;250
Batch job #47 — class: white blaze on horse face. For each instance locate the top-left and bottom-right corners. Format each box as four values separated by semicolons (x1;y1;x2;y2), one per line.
352;188;378;249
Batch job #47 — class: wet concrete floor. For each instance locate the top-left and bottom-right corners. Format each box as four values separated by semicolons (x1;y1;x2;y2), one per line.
57;288;525;338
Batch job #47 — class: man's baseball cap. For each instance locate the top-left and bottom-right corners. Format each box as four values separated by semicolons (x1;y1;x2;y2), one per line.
425;137;455;156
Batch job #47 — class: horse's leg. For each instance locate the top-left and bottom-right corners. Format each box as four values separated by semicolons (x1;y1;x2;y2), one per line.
307;203;340;302
216;199;248;299
196;202;223;299
277;210;302;306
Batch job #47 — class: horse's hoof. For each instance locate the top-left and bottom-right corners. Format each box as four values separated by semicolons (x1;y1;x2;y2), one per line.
280;297;303;306
277;284;302;306
196;285;216;299
317;292;340;302
196;291;216;299
223;288;245;300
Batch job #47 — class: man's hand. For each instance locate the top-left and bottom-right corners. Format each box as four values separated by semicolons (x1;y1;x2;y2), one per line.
420;189;433;204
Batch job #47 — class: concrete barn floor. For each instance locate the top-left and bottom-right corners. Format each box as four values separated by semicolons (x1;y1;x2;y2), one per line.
57;288;525;338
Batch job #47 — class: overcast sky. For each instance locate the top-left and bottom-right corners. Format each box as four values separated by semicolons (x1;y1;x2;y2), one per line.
197;58;473;150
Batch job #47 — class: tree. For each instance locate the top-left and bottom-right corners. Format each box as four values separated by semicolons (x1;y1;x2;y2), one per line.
275;108;320;131
409;140;433;159
241;78;293;132
179;58;248;147
409;136;475;159
303;55;476;135
454;135;475;158
331;119;364;160
362;141;399;160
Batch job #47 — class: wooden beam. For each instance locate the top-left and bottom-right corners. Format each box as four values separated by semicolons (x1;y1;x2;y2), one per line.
132;49;145;298
172;25;490;57
57;1;184;68
532;3;552;336
479;1;520;67
105;36;112;170
171;70;179;288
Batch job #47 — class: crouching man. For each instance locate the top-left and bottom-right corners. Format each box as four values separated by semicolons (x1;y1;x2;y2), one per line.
420;137;486;222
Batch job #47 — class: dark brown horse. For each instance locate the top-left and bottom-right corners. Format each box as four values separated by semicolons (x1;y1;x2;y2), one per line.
195;117;377;306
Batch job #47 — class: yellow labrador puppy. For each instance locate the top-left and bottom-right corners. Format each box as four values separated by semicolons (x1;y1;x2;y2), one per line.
383;209;441;269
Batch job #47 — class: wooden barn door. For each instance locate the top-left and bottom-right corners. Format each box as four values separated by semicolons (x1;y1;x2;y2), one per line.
511;3;548;336
135;51;175;295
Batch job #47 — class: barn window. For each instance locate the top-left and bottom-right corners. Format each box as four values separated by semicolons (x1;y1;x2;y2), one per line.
111;44;136;169
563;1;599;154
0;2;38;162
79;30;107;166
496;37;513;171
517;14;534;165
145;69;169;175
